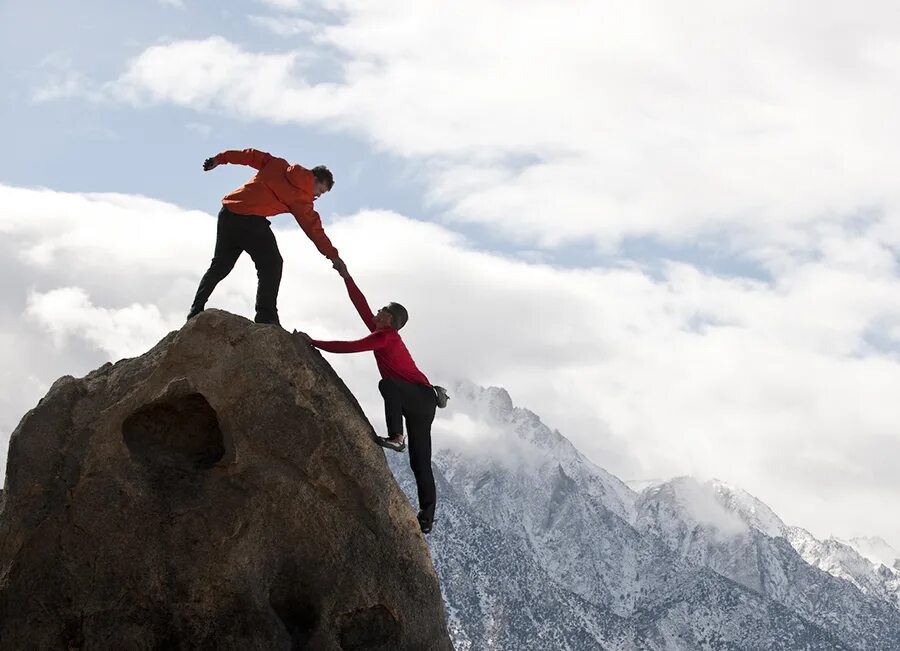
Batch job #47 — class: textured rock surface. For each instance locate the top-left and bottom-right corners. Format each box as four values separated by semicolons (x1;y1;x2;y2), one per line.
0;310;452;651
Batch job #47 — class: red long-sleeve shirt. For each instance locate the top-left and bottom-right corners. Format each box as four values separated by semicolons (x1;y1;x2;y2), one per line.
214;148;339;260
311;277;431;386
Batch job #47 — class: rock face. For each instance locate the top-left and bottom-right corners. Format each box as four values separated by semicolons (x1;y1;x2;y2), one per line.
0;310;452;651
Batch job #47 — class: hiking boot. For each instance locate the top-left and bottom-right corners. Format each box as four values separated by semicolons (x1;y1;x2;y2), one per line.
417;513;433;535
186;307;204;322
375;434;406;452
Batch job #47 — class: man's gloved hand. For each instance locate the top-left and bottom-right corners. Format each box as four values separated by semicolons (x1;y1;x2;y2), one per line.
202;157;219;171
331;256;349;278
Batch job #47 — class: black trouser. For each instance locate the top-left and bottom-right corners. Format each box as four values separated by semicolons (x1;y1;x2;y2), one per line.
379;378;438;523
190;206;283;324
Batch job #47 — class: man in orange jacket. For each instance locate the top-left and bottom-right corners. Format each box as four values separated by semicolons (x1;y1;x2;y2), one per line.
187;148;346;325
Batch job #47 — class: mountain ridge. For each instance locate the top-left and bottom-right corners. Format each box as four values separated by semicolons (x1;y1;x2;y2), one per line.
391;380;900;650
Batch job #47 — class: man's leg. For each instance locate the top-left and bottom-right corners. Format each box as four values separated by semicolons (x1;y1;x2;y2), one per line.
405;386;437;526
243;219;284;324
189;207;242;318
378;378;405;438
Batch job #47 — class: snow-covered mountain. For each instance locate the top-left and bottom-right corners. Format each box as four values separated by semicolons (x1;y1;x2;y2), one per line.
386;381;900;650
636;478;900;613
836;536;900;570
636;477;900;647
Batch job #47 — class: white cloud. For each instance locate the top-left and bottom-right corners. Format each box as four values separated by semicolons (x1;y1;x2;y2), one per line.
157;0;185;8
249;15;317;36
659;479;751;540
0;184;216;275
32;55;98;104
1;183;899;549
108;37;344;122
255;0;308;10
430;409;553;472
25;288;179;361
94;2;900;256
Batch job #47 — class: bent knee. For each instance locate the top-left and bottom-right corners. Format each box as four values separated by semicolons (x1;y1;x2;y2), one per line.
210;257;237;274
267;254;284;270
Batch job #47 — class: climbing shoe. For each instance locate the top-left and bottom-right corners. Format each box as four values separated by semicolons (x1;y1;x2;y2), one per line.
417;513;434;535
376;434;406;452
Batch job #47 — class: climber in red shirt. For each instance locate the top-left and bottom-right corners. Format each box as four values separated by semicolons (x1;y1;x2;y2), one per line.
187;148;346;325
296;266;446;534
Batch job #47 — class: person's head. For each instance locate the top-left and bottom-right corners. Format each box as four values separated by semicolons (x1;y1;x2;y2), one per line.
374;302;408;330
311;165;334;198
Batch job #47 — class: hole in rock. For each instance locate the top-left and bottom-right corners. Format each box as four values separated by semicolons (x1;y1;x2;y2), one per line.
270;576;318;650
123;393;225;469
338;605;400;651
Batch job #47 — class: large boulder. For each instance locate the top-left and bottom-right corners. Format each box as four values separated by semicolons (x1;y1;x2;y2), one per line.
0;310;452;651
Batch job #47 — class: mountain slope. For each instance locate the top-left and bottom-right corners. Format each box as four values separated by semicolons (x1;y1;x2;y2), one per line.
385;381;893;649
635;478;900;649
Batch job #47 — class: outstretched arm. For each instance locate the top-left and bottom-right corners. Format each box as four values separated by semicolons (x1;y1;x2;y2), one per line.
288;202;340;261
307;330;389;353
203;148;273;171
339;274;377;332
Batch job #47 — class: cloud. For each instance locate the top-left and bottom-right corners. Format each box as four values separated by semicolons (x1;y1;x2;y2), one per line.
651;478;751;540
108;37;344;123
11;0;900;554
255;0;308;10
430;402;558;473
249;15;317;36
25;288;178;360
31;55;99;104
2;182;899;550
0;185;214;277
89;2;900;258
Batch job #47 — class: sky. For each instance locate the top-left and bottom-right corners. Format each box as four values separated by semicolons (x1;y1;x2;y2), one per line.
2;0;900;549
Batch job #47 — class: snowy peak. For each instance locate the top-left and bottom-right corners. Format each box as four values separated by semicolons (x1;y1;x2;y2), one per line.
450;380;514;422
789;527;900;609
445;380;582;458
835;536;900;570
636;477;787;540
438;380;636;524
637;476;780;541
706;479;787;538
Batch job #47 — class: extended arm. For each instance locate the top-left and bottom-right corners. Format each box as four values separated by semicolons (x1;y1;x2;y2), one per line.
341;275;376;332
204;148;273;171
288;202;340;261
310;330;388;353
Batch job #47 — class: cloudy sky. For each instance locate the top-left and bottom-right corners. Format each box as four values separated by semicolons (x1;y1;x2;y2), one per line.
2;0;899;548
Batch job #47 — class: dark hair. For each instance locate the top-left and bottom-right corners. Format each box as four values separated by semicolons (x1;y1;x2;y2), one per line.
385;302;408;330
311;165;334;190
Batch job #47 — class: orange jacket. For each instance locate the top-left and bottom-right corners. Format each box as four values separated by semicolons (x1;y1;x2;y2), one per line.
214;148;338;260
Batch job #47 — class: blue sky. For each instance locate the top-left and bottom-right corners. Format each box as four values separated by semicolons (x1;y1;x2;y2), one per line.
2;0;900;549
1;1;427;218
0;0;792;274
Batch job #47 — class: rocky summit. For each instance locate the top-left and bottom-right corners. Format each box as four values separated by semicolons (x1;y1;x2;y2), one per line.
0;310;452;651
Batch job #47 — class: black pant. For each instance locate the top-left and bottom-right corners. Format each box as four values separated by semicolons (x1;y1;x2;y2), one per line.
379;378;438;522
190;206;283;324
